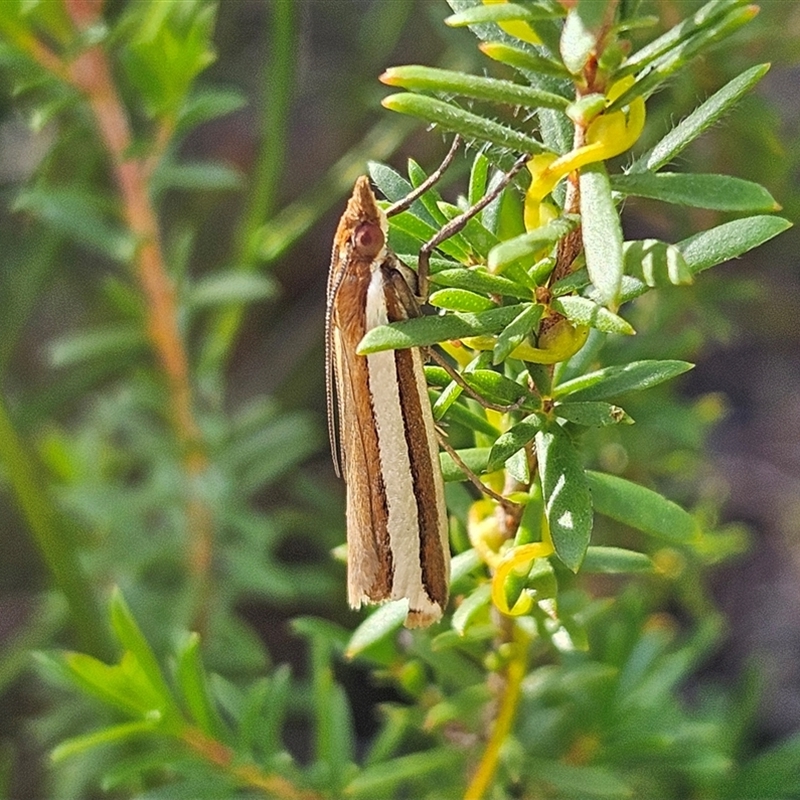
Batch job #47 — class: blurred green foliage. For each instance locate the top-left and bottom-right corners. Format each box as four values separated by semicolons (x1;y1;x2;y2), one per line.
0;1;798;798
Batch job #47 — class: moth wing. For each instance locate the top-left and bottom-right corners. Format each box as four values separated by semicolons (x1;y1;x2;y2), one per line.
334;326;393;608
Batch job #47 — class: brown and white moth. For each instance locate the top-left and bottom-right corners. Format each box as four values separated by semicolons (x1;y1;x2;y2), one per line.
326;176;450;628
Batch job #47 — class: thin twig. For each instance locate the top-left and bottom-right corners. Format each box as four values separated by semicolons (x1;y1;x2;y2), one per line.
63;0;214;630
417;152;530;297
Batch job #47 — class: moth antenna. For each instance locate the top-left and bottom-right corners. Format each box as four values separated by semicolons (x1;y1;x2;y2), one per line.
385;135;462;218
417;152;530;299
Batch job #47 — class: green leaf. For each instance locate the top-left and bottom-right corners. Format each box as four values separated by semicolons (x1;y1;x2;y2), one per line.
381;65;568;110
468;151;489;207
451;584;492;636
586;471;698;544
623;239;692;287
388;209;471;261
432;267;532;300
51;721;159;763
463;369;532;407
581;546;654;573
536;427;593;571
493;303;544;364
440;448;490;482
445;3;562;28
188;273;276;308
345;603;407;659
369;162;427;217
176;632;227;740
487;413;544;472
555;401;633;427
611;172;779;212
429;288;496;313
678;215;793;277
49;326;148;368
382;93;547;154
552;296;635;335
109;589;178;717
60;652;163;719
120;3;217;120
450;548;484;590
358;304;527;353
580;163;623;306
14;189;136;263
629;63;770;174
609;5;758;112
488;215;579;273
553;360;694;401
478;41;572;79
346;748;461;798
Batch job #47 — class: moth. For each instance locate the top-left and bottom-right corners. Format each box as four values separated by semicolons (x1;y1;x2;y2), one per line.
326;176;450;628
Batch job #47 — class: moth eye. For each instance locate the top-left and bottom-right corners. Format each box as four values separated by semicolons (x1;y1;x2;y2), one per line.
353;222;384;257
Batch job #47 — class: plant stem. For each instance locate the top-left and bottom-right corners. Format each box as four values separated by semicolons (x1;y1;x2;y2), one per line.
181;726;322;800
62;0;214;629
464;630;529;800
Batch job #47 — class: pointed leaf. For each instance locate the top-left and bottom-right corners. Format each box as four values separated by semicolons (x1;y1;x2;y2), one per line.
463;369;533;407
488;216;579;272
586;471;697;544
49;326;147;368
611;172;779;212
346;748;462;798
109;589;177;716
629;63;770;173
176;633;227;740
358;304;527;353
345;602;407;659
51;721;159;763
14;189;135;263
188;273;276;308
432;267;531;300
452;584;492;636
479;41;571;79
553;359;694;401
679;215;793;277
429;288;495;312
381;65;568;110
382;93;547;154
445;3;563;27
581;546;654;573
